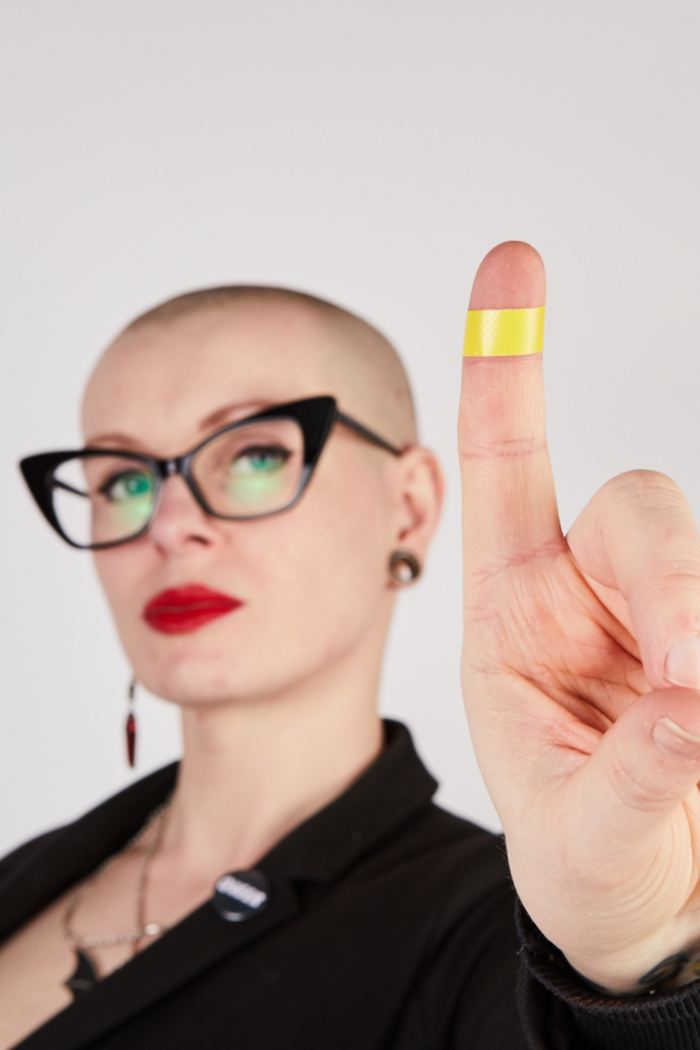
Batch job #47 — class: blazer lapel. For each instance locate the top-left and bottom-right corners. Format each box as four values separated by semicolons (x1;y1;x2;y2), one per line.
0;764;300;1050
0;764;179;947
8;721;437;1050
18;875;301;1050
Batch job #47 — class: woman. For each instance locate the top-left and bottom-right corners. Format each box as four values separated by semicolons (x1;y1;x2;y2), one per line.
3;243;700;1049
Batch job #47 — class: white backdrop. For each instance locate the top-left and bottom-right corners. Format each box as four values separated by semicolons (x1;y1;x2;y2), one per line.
2;0;700;856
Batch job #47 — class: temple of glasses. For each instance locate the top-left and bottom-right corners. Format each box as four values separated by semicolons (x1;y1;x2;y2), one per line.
19;396;404;550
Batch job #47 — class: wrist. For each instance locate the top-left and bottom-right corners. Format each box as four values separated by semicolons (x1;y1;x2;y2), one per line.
563;935;700;996
574;945;700;997
517;901;700;998
514;889;700;995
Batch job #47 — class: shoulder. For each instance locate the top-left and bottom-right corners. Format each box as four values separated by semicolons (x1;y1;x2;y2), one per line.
0;826;66;884
356;798;512;924
387;798;507;870
0;763;177;915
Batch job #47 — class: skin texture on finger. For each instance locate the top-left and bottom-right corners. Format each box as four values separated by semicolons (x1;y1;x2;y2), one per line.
459;243;561;580
567;470;700;693
459;243;572;825
467;241;547;311
460;244;564;729
511;687;700;991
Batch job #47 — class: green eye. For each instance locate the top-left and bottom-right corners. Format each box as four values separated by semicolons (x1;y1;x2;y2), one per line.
224;445;291;507
101;470;154;503
229;446;290;477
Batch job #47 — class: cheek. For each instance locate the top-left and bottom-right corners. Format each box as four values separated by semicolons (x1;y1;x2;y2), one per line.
250;464;392;651
92;545;156;656
92;548;141;620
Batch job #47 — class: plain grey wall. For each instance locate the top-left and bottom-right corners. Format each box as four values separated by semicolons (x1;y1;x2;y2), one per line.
2;0;700;856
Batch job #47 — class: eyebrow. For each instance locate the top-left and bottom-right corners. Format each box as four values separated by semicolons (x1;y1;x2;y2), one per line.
85;400;270;452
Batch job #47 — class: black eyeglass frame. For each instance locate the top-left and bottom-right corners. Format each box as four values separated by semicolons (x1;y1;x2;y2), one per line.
19;396;404;550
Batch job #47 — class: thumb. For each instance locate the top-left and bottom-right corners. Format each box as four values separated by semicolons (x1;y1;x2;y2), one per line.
568;688;700;872
512;689;700;991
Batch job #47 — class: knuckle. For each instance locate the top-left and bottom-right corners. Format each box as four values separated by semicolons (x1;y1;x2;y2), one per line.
605;469;684;509
634;566;700;595
602;471;700;568
458;435;548;462
605;746;679;811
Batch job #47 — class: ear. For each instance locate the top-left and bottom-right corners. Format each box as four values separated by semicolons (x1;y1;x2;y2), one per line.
389;446;445;570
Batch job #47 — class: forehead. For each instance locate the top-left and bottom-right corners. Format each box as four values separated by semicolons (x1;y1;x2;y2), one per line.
82;303;335;453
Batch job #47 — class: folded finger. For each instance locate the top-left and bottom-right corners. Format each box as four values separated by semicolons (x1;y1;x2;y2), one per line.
518;686;700;991
567;470;700;692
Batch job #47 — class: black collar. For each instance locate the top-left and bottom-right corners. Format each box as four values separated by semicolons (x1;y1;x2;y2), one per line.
264;719;438;882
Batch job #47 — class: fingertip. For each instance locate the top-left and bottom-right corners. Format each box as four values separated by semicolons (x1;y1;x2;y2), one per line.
468;241;546;311
629;688;700;764
652;716;700;761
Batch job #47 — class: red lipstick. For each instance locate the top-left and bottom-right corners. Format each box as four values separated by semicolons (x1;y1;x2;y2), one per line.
143;585;243;634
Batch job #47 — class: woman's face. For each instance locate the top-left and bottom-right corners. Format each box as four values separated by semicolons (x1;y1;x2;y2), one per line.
82;302;414;706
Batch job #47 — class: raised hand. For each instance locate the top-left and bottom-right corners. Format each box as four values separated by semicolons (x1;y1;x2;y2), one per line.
459;241;700;993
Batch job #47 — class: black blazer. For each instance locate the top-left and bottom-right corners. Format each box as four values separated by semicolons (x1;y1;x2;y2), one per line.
7;721;695;1050
1;721;533;1049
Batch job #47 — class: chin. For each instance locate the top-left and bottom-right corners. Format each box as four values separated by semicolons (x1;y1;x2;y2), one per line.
138;648;307;707
123;624;245;701
124;621;343;707
141;656;252;705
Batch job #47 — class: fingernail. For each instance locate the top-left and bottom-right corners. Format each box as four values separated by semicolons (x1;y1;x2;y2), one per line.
653;717;700;759
665;636;700;689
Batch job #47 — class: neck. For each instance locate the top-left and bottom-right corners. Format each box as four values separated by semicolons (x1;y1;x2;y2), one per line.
164;644;385;874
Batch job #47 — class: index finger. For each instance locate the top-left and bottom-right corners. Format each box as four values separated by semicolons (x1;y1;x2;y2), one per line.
459;242;562;583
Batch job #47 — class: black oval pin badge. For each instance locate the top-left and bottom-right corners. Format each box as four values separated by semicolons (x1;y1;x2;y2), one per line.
211;869;271;922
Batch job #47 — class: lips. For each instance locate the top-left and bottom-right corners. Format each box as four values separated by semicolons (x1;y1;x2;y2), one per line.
143;585;243;634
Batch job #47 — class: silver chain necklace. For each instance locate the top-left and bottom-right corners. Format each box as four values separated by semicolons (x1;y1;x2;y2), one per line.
62;795;172;995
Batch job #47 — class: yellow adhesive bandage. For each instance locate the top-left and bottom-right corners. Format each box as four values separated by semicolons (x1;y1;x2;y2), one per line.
463;306;545;357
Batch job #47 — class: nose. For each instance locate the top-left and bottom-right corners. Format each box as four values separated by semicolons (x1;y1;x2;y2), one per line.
147;475;222;555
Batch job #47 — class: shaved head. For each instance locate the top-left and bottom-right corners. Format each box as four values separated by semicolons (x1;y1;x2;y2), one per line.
81;283;442;714
116;286;417;447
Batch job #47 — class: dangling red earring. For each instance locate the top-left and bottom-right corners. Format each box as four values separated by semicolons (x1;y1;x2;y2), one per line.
126;678;137;768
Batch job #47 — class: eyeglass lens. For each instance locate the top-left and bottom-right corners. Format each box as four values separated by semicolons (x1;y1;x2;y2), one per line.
51;418;306;547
